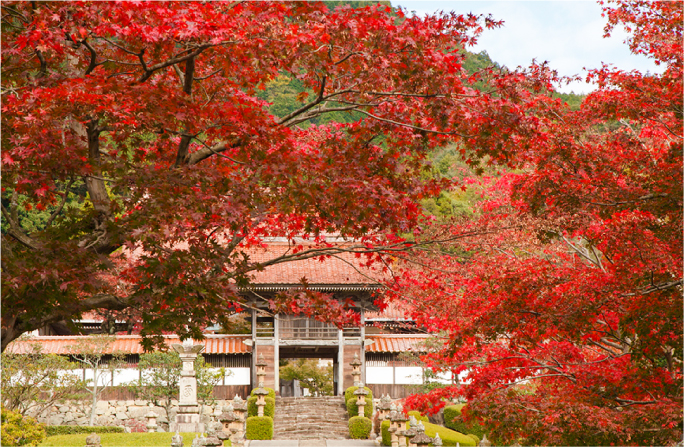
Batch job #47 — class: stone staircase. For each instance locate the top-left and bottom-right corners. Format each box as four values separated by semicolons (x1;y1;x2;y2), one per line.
273;396;350;440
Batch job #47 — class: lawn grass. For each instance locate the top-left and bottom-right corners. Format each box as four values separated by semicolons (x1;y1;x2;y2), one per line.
39;432;230;446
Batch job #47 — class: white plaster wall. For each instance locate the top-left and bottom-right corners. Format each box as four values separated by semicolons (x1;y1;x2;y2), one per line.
224;367;250;385
366;366;394;384
394;367;423;385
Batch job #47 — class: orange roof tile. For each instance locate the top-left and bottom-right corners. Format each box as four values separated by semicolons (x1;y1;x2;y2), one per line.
365;302;411;321
5;335;251;355
365;334;430;353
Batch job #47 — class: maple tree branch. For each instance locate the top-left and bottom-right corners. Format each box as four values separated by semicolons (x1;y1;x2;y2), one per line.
82;39;99;75
277;76;327;125
1;203;40;250
353;109;464;137
44;177;76;229
139;45;209;83
183;55;195;95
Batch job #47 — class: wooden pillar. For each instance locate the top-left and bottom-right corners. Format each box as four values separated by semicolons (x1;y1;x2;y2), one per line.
274;314;280;394
337;328;344;395
251;309;257;388
360;309;366;384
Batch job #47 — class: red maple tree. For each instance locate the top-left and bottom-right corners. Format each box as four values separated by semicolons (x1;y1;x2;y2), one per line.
395;1;682;445
1;1;511;349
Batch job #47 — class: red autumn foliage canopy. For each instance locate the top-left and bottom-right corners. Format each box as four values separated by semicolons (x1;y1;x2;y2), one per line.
1;1;516;349
394;1;682;445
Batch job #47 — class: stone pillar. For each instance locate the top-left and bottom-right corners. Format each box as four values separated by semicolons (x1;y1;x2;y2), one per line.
171;339;205;433
360;308;366;384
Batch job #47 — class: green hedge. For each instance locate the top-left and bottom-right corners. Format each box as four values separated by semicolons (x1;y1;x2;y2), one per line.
380;418;476;446
247;396;275;418
250;387;276;400
443;404;486;439
346;396;373;418
344;386;372;403
45;426;125;436
381;420;391;446
2;407;46;446
408;411;429;423
245;416;273;440
468;433;480;445
349;416;372;439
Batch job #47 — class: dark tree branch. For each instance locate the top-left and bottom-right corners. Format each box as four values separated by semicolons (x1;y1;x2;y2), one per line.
44;178;76;229
276;76;327;125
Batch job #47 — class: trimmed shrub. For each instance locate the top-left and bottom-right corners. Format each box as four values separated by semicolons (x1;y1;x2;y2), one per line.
250;387;276;400
381;419;391;446
468;433;480;445
380;417;476;446
346;396;373;418
344;386;372;402
349;416;372;439
246;416;273;440
443;404;487;439
408;410;429;423
45;426;125;436
247;396;275;418
1;407;46;446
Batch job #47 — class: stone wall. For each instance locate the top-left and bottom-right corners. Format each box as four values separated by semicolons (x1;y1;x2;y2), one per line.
28;399;233;432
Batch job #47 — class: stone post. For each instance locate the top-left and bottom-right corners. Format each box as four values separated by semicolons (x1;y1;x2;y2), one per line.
171;339;206;433
232;395;247;446
395;404;409;447
350;352;362;386
378;394;392;421
388;405;399;447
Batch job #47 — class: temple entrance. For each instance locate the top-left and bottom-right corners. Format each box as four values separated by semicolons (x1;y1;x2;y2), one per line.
278;347;338;397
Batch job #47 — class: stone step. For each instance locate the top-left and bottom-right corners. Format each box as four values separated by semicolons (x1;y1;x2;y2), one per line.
273;396;350;440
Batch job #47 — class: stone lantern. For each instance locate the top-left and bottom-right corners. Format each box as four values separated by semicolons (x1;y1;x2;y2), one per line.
393;405;409;447
377;394;392;420
412;422;432;447
201;424;223;447
252;387;269;417
354;382;369;416
145;409;158;433
350;352;362;386
478;434;492;447
433;433;443;447
218;404;236;434
171;338;206;433
232;394;248;422
255;353;267;388
171;432;183;447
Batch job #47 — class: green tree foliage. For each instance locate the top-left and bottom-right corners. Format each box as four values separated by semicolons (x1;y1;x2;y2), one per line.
279;358;333;396
129;351;225;423
0;407;46;447
67;335;123;426
1;344;84;418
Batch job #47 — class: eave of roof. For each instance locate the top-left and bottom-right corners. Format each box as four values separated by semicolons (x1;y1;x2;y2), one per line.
5;334;252;355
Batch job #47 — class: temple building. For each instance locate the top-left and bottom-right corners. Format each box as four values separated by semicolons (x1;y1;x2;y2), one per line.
7;241;448;398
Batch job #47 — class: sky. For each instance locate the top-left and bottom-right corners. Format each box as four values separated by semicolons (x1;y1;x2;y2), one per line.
393;1;663;93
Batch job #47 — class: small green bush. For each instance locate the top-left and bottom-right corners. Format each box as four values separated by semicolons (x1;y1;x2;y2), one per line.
408;410;429;423
45;426;125;436
247;396;275;417
349;416;372;439
443;404;487;439
1;407;46;446
380;417;476;446
468;433;480;445
344;386;372;402
250;387;276;400
381;419;391;446
245;416;273;440
346;396;373;418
